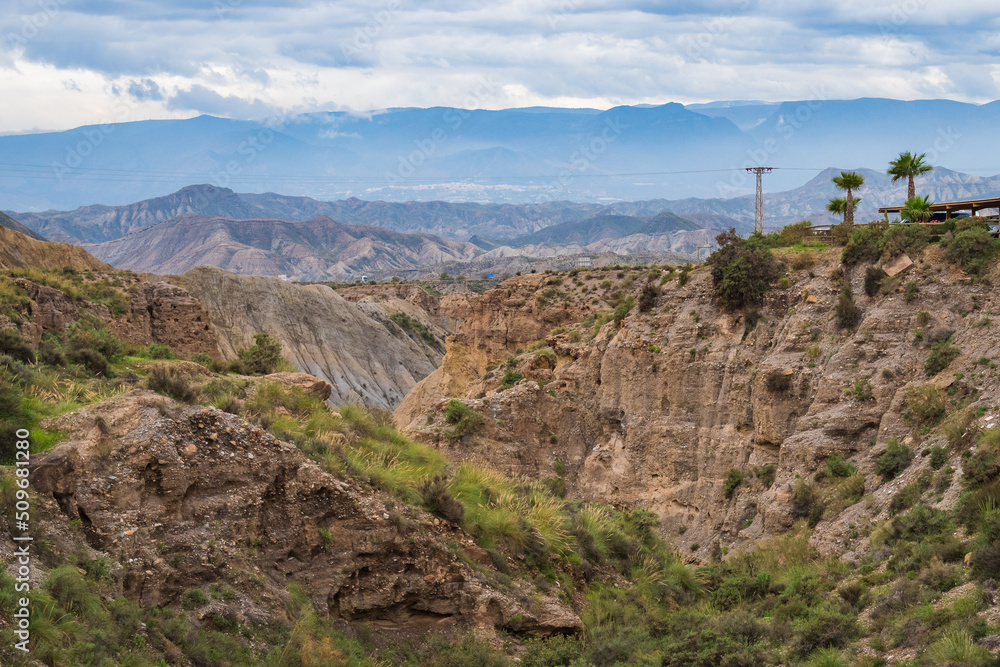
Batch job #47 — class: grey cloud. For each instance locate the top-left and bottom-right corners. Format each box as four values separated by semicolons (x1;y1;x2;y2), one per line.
126;78;164;101
167;84;276;119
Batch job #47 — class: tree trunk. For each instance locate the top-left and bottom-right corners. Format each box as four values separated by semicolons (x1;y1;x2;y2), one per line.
846;189;855;224
908;176;915;201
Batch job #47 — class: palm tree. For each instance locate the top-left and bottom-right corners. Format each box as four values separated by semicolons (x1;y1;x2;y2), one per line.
888;151;933;200
832;171;864;224
827;197;846;220
901;195;932;223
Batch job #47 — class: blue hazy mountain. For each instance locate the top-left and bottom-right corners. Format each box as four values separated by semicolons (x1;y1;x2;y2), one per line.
1;99;998;212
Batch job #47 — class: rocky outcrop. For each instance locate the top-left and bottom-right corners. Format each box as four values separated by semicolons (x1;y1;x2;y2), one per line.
142;281;219;359
178;268;446;409
396;251;1000;559
28;389;579;634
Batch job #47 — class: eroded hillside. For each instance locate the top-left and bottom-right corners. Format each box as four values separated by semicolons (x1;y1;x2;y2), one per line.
396;245;1000;559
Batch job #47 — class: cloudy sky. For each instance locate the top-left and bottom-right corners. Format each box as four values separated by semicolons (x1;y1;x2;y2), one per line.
2;0;999;133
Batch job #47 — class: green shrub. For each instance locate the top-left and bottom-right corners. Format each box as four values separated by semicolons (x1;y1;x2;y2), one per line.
420;475;465;524
942;225;998;276
637;284;658;313
708;228;782;309
144;343;173;359
925;340;960;376
888;482;922;515
68;346;110;377
876;439;913;482
878;223;930;259
904;280;919;303
929;446;948;470
723;468;744;499
755;464;776;488
835;285;861;329
906;383;946;424
791;480;824;527
501;370;523;389
147;364;198;403
0;327;35;363
841;226;883;265
234;332;287;375
825;455;856;479
613;295;635;324
444;399;484;437
847;379;873;401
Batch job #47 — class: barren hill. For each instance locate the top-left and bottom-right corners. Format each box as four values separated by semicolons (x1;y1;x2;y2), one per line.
83;214;480;279
0;225;112;271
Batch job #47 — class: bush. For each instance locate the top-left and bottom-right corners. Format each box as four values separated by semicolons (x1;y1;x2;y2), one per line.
878;223;930;259
420;475;465;524
835;285;861;329
863;266;887;297
842;226;883;265
68;346;110;377
791;480;824;527
929;446;948;470
444;399;484;437
0;328;35;363
906;383;946;424
637;283;658;313
501;370;523;389
847;379;873;401
613;296;635;324
765;369;791;392
904;280;919;303
925;341;960;376
876;439;913;482
235;332;286;375
723;468;744;499
825;455;855;479
708;228;782;309
942;225;998;275
755;464;776;488
147;364;199;403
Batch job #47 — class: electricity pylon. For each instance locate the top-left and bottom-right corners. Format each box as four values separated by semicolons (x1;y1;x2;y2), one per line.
745;167;773;235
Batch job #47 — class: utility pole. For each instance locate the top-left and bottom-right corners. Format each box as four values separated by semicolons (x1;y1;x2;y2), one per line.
745;167;773;235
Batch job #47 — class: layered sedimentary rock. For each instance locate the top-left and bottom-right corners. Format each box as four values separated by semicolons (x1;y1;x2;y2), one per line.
396;250;1000;558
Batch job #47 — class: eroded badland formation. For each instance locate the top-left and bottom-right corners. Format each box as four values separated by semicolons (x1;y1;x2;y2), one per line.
4;221;1000;665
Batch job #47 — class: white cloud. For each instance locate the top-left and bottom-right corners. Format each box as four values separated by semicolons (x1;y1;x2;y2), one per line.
0;0;997;132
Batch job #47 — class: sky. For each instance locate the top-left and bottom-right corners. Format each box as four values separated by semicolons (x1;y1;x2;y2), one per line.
1;0;999;134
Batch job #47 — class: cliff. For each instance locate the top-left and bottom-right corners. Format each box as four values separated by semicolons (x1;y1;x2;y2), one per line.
396;248;1000;558
178;268;457;409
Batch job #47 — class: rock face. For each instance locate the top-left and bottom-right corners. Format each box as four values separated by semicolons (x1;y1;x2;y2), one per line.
396;250;1000;557
29;390;579;633
142;281;219;359
4;273;218;358
178;267;449;409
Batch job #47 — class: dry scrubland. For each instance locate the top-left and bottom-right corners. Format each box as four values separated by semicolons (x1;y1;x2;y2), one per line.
1;218;1000;665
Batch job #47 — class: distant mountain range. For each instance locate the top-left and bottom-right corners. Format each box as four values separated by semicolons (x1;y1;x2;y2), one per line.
2;98;999;210
81;215;479;280
0;210;45;240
